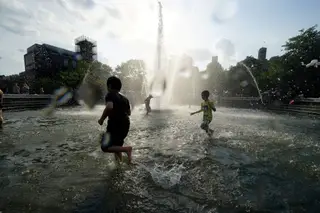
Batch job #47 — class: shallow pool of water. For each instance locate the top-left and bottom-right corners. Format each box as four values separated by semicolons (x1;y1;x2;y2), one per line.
1;105;320;212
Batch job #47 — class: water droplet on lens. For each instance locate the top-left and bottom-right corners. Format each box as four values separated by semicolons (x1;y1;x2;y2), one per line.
200;72;209;79
240;80;248;87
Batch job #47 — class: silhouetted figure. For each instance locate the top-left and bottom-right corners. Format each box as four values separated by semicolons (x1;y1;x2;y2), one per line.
98;76;132;164
190;90;216;137
144;94;153;115
21;83;30;94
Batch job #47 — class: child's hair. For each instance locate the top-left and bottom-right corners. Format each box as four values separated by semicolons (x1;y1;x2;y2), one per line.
107;76;122;91
201;90;210;98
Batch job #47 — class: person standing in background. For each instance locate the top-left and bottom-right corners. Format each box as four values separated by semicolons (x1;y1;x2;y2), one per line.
21;83;30;94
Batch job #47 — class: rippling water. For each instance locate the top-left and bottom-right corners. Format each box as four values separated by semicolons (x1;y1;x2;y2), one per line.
1;106;320;213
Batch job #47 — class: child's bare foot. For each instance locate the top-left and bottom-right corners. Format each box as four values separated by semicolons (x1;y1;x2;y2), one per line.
208;129;214;137
126;147;132;164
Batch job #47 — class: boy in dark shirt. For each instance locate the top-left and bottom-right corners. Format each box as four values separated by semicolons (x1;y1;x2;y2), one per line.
98;76;132;164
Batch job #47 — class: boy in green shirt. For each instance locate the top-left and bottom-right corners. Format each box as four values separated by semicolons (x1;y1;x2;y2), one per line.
190;90;216;136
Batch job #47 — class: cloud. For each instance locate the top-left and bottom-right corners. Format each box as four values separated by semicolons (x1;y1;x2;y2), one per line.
0;0;285;75
211;0;238;24
185;49;213;61
55;0;96;10
214;38;238;68
0;0;39;36
106;31;118;39
215;38;236;57
17;49;24;53
105;6;121;20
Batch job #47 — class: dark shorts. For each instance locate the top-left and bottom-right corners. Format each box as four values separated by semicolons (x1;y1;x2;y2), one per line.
0;103;2;109
101;120;130;150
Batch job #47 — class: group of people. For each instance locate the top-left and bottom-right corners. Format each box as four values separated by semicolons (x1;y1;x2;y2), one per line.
0;76;216;162
98;76;216;164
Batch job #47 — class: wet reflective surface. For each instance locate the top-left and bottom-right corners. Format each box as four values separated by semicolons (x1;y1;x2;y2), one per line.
1;106;320;213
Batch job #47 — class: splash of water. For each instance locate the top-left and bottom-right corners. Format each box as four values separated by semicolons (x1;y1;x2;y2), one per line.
42;87;73;116
140;163;185;189
77;61;110;109
239;62;264;104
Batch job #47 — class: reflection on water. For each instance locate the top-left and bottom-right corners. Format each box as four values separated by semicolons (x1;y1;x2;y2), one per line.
0;106;320;212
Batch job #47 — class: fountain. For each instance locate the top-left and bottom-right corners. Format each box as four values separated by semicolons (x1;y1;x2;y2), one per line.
148;1;171;109
146;1;264;108
239;62;264;104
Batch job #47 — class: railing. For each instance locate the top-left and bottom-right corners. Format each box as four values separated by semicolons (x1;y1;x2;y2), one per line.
219;97;261;101
2;94;320;115
3;94;52;111
217;96;320;116
267;103;320;115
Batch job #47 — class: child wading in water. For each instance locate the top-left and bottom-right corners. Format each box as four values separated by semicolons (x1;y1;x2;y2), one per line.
190;90;216;136
144;94;153;115
98;76;132;164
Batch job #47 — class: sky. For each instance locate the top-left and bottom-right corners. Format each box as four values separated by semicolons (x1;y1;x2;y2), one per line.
0;0;319;76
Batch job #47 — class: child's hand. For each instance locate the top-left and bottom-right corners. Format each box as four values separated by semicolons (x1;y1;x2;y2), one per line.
98;119;104;125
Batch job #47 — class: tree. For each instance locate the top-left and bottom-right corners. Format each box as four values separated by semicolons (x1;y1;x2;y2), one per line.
115;59;147;103
281;25;320;97
59;60;113;90
59;60;90;89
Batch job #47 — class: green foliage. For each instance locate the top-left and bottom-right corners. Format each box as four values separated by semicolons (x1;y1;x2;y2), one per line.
34;77;62;94
59;60;90;89
115;59;147;98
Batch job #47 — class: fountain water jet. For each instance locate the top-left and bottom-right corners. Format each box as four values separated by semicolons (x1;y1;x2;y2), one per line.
148;1;173;109
239;62;264;104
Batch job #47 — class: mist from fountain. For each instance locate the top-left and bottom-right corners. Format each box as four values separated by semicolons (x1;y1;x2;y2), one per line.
148;1;172;109
145;2;264;108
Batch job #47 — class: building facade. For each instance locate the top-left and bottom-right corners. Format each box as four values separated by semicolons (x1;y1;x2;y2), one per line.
258;47;267;60
24;36;97;79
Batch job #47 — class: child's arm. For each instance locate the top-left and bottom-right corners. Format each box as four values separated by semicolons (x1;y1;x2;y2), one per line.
127;99;131;116
98;94;114;125
98;101;113;125
210;102;216;112
190;106;203;115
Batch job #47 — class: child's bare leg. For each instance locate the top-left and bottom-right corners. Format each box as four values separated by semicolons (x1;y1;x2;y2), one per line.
126;146;132;164
102;146;132;164
114;152;122;162
200;123;208;132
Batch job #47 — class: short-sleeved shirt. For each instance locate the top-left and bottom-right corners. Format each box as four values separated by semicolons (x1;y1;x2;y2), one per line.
201;100;215;121
105;92;130;133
